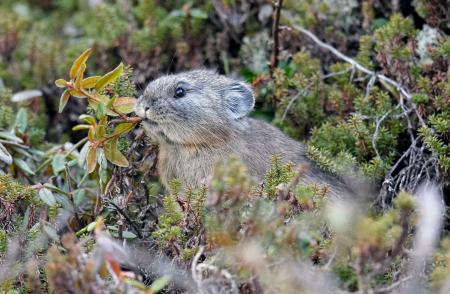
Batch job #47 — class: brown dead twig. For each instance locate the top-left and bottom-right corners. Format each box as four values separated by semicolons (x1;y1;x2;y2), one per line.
269;0;284;76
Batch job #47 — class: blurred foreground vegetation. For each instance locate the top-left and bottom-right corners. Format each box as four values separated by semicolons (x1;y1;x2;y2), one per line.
0;0;449;293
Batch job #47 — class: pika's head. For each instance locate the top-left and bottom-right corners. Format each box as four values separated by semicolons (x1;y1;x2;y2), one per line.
135;70;255;145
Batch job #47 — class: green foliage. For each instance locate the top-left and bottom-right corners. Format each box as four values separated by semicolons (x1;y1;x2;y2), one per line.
264;155;295;197
0;89;13;129
0;174;36;204
0;229;7;256
419;121;450;173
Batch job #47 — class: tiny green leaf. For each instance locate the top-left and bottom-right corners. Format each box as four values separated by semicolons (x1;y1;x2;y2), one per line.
86;221;97;232
96;102;107;119
79;114;97;125
43;183;69;195
78;141;90;167
70;48;92;80
95;63;124;91
114;122;135;134
0;131;23;143
104;138;129;167
52;154;66;175
58;90;71;113
0;143;12;165
96;124;106;139
88;126;96;142
73;189;86;206
72;124;91;131
81;76;101;88
55;79;68;88
112;97;137;114
44;225;59;241
69;89;86;98
150;276;171;293
122;231;137;239
13;158;35;175
39;188;56;206
86;146;97;173
75;63;87;89
15;108;28;133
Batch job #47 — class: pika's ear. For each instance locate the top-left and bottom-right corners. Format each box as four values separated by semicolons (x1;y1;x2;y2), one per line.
223;82;255;119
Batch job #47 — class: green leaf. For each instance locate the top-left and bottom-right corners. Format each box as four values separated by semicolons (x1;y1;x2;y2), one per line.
55;79;68;88
122;231;137;239
87;94;110;110
72;124;91;131
190;8;208;19
111;97;137;114
78;141;90;167
44;225;59;241
39;188;56;206
75;63;87;89
86;146;97;173
43;183;69;195
0;143;12;165
70;48;92;80
58;90;71;113
95;63;124;91
96;123;106;139
81;76;101;88
114;122;135;134
96;102;106;119
15;108;27;133
73;189;86;206
69;89;86;98
13;158;35;175
150;276;171;293
88;126;95;142
106;96;117;109
86;221;97;232
79;114;97;125
0;131;23;143
104;138;129;167
52;154;66;175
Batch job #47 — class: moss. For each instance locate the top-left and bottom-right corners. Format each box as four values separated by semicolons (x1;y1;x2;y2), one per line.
0;175;36;204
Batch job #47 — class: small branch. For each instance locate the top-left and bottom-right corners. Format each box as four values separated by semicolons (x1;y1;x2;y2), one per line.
63;137;88;159
108;200;143;239
280;92;301;122
270;0;284;76
65;164;81;226
373;275;412;293
285;25;413;100
372;110;392;159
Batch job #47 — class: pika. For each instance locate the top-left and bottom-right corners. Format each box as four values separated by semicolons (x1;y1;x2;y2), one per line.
135;70;349;197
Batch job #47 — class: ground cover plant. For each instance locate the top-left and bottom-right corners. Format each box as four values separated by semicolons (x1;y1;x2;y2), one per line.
0;0;449;293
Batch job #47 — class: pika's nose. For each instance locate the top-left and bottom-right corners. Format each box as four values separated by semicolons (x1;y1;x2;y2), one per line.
134;104;147;118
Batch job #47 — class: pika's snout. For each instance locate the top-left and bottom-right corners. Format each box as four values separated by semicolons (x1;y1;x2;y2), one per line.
134;98;147;119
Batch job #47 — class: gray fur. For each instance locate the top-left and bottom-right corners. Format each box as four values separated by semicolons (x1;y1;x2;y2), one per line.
135;70;350;197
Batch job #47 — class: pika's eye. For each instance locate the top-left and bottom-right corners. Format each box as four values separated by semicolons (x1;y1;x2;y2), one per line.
174;86;186;98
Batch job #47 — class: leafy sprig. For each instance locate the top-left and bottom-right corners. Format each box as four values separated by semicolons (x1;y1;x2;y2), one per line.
55;48;142;171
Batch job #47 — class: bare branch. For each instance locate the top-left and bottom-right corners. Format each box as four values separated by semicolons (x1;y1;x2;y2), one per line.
270;0;284;76
284;25;413;100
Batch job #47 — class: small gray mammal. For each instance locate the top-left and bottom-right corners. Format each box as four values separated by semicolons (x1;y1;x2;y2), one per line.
135;70;350;197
